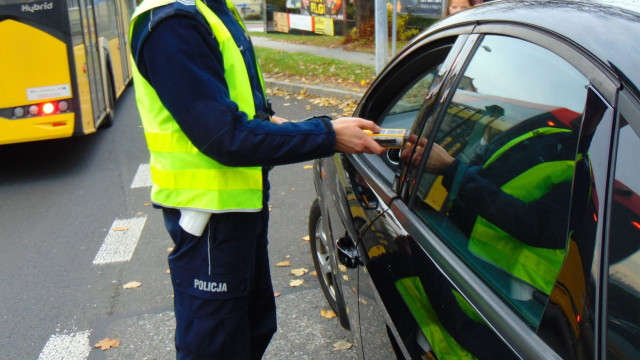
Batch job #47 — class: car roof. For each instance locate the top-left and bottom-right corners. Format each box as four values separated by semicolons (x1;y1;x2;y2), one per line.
425;0;640;94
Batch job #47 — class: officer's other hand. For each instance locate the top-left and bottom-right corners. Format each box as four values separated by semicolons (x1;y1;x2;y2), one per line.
270;116;289;124
331;117;386;155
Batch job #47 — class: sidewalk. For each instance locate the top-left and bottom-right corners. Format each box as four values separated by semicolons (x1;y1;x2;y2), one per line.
250;35;374;100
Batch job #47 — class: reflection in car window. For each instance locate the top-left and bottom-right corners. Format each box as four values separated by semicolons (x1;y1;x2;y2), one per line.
607;116;640;358
380;65;440;131
409;35;589;329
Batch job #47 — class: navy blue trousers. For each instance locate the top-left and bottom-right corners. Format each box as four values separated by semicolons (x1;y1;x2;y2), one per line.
162;207;277;359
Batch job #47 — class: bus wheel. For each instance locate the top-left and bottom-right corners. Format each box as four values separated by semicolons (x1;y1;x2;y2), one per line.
101;74;115;128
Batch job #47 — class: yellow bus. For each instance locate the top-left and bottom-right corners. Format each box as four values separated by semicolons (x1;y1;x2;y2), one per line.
0;0;134;145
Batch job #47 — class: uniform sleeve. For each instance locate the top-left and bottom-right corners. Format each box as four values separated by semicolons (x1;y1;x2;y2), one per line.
136;15;336;167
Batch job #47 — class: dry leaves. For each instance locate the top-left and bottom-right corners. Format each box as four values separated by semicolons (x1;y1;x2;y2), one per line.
289;279;304;287
291;268;309;276
112;226;129;232
338;265;347;273
310;270;318;276
274;292;281;297
276;261;291;267
123;281;142;289
332;340;353;351
302;235;310;241
303;165;313;169
94;338;120;351
321;309;337;319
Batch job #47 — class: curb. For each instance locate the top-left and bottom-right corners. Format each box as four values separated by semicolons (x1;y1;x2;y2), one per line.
264;78;364;101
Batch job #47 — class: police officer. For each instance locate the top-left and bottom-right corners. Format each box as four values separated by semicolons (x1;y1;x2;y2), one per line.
129;0;385;358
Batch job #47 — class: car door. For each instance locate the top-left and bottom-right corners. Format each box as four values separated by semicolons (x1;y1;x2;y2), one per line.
604;89;640;359
391;27;618;359
335;31;476;359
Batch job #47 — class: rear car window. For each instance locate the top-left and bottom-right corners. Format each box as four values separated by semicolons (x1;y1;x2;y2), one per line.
607;114;640;358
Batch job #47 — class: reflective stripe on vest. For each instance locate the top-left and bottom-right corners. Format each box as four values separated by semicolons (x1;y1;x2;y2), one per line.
129;0;265;212
468;128;573;295
395;277;476;359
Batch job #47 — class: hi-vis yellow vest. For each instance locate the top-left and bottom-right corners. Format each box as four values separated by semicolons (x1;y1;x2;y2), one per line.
129;0;266;212
468;128;574;295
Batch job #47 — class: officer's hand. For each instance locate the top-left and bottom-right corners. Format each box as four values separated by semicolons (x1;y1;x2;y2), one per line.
270;116;289;124
401;135;454;172
331;117;386;155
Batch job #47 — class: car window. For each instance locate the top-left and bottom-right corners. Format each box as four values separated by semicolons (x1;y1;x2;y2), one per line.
607;114;640;359
377;66;441;136
407;35;589;328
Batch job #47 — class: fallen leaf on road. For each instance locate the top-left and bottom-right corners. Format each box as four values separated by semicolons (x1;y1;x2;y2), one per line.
303;165;313;169
289;279;304;287
338;265;347;272
332;340;352;351
166;269;170;274
123;281;141;289
144;202;151;206
343;275;349;281
94;338;120;351
136;212;144;216
285;255;291;259
321;309;337;319
112;226;129;232
310;271;317;276
167;247;173;252
302;235;310;241
274;292;280;297
291;268;309;276
276;261;291;267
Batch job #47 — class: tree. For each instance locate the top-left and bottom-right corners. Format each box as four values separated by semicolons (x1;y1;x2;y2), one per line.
353;0;375;37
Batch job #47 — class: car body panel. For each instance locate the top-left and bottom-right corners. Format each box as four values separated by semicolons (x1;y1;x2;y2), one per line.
310;1;640;359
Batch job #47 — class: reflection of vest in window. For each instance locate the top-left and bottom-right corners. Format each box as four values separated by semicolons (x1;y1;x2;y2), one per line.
468;128;575;296
395;277;476;359
129;0;266;212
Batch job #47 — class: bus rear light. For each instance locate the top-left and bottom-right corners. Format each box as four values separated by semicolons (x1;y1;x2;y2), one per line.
42;102;55;114
13;107;25;118
28;105;39;116
58;100;69;112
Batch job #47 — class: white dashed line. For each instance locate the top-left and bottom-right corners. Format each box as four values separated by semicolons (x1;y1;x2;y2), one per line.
130;163;152;188
38;330;91;360
93;216;148;265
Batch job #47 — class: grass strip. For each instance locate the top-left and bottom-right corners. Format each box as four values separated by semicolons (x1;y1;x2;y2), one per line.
255;47;376;89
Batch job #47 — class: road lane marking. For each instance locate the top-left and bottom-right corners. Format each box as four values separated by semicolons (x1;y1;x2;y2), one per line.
38;330;91;360
93;216;147;265
131;163;152;188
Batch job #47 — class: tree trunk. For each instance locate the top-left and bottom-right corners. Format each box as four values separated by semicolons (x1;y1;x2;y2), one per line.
354;0;375;29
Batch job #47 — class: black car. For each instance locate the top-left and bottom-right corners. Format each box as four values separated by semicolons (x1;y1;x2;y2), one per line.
308;1;640;359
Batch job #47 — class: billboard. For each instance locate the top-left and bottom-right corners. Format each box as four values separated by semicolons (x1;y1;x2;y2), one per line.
301;0;343;17
398;0;444;16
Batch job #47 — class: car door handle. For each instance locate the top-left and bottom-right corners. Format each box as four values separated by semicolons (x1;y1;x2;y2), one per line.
337;235;361;269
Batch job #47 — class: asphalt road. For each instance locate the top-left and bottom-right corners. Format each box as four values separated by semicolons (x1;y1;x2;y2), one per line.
0;87;357;360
